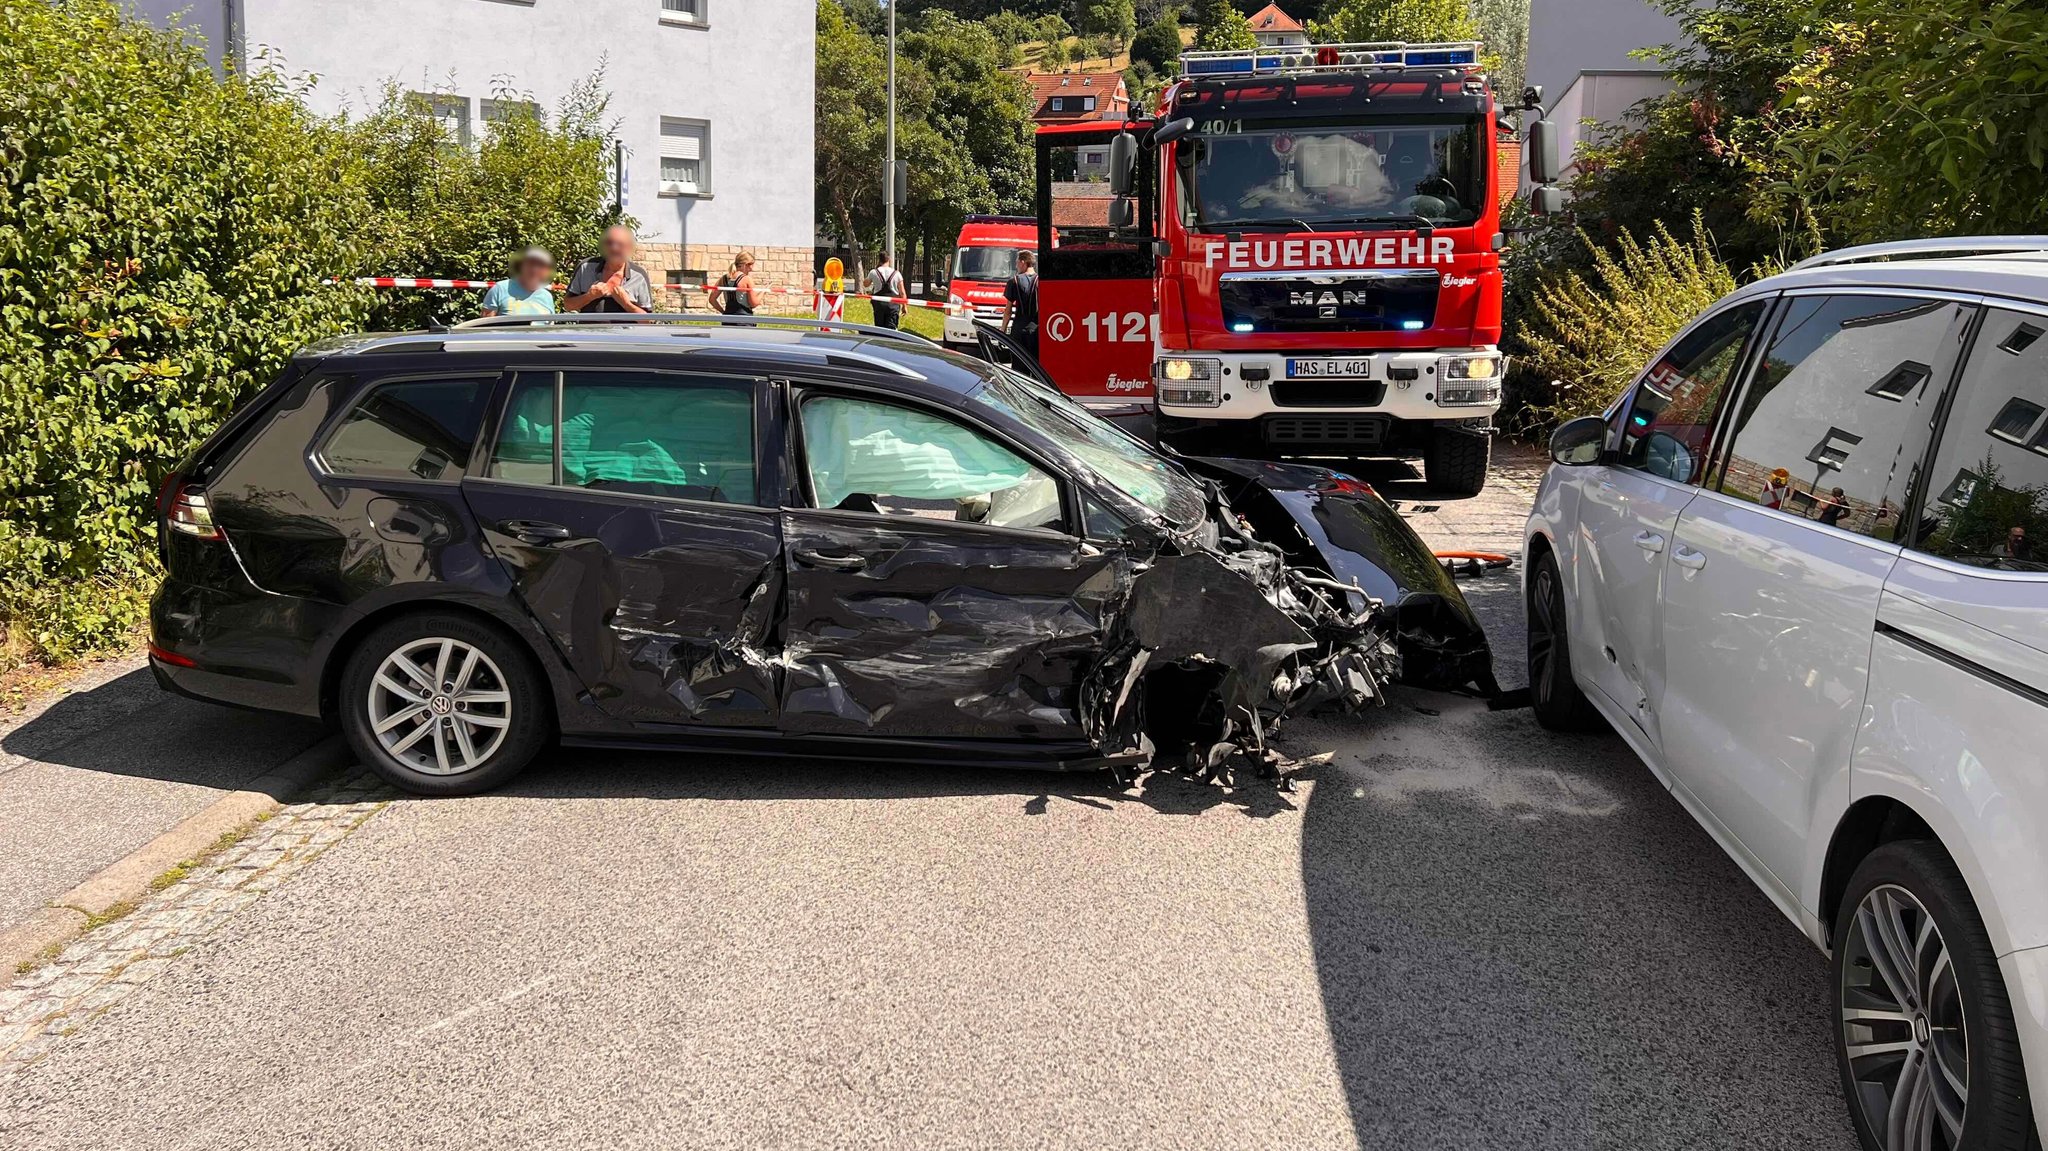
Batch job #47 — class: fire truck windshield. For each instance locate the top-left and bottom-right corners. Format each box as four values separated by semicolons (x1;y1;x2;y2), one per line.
1178;118;1485;231
952;246;1029;281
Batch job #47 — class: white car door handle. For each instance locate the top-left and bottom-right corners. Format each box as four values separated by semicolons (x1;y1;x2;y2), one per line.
1634;531;1665;553
1672;546;1708;571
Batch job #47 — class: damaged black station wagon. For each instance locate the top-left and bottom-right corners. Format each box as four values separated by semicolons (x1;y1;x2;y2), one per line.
150;315;1491;795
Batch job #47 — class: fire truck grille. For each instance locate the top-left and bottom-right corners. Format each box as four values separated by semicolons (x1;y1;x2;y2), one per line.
1220;270;1440;334
1269;380;1389;408
1263;415;1389;446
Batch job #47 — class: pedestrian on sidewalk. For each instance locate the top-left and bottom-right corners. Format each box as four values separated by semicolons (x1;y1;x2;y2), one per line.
868;252;905;329
479;248;558;317
1001;251;1040;364
563;225;653;314
709;252;760;316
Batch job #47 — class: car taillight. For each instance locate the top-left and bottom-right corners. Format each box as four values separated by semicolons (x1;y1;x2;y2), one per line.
166;484;222;540
1316;476;1379;499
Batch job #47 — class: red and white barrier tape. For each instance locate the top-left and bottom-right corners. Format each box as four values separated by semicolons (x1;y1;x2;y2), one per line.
341;276;954;312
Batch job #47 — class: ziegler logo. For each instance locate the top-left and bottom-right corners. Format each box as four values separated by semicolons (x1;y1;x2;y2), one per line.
1443;275;1479;288
1104;374;1149;392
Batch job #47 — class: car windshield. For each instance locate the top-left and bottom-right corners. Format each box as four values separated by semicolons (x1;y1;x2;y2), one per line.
971;370;1208;529
951;246;1028;282
1179;119;1486;230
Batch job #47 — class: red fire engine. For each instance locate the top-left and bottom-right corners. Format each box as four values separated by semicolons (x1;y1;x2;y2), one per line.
1027;41;1557;495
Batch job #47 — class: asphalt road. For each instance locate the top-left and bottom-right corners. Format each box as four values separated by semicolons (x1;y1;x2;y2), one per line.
0;451;1861;1150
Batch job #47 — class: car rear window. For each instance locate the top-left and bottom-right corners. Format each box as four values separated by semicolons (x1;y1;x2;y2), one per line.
486;370;757;504
320;377;494;482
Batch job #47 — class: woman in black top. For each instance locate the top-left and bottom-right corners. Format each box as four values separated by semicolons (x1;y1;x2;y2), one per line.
711;251;759;316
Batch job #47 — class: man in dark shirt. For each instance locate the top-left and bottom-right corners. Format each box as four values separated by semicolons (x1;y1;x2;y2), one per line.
563;225;653;314
1000;251;1039;366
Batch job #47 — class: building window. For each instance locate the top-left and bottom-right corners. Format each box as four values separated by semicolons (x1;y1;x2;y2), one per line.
480;98;542;132
661;0;705;25
1050;97;1063;112
667;269;708;289
1083;96;1095;112
411;92;472;150
660;118;709;196
1989;397;2045;444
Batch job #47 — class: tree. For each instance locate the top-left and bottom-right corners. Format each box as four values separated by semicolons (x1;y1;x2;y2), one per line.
1038;36;1073;69
1077;0;1137;42
1192;0;1254;50
815;0;890;277
1130;17;1184;70
1310;0;1477;43
1469;0;1529;99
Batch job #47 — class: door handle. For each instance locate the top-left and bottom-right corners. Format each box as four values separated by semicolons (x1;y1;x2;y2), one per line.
1672;546;1708;572
794;547;867;572
499;519;571;542
1633;530;1665;554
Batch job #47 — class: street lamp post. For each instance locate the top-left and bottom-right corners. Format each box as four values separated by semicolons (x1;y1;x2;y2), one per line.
885;0;897;266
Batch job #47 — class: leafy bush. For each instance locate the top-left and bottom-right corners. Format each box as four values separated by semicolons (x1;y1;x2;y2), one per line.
0;0;620;664
1191;0;1254;51
1515;215;1747;428
1311;0;1478;44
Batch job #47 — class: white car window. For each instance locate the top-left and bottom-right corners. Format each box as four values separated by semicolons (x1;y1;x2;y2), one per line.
1618;302;1764;485
1717;295;1965;540
1909;307;2048;571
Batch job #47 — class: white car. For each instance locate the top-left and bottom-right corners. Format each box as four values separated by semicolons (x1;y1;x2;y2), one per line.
1524;238;2048;1151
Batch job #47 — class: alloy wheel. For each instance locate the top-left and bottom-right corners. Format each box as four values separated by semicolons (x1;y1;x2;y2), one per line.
367;637;513;776
1841;883;1969;1151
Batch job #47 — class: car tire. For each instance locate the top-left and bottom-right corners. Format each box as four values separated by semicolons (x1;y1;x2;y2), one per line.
338;612;551;796
1424;427;1490;496
1526;550;1604;732
1832;841;2036;1151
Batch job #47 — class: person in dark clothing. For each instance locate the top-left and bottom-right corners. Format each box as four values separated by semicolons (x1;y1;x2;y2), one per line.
1816;487;1851;527
868;252;904;329
708;251;759;316
563;226;653;314
1001;251;1040;365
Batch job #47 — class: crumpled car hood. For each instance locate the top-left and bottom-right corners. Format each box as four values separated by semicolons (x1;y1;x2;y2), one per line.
1078;481;1402;780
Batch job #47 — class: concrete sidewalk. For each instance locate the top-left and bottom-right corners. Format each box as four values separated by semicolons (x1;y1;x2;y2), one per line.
0;658;330;950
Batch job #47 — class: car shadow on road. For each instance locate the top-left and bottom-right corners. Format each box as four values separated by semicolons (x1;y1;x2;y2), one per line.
1;665;327;793
482;740;1313;820
1296;702;1859;1150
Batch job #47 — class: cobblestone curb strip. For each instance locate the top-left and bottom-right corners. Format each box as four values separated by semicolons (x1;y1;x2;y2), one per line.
0;769;396;1078
0;737;354;975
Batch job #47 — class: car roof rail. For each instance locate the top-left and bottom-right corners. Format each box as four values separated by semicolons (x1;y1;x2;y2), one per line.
1789;236;2048;271
452;312;937;348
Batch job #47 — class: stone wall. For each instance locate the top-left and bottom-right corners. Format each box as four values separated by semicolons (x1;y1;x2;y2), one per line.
638;243;816;315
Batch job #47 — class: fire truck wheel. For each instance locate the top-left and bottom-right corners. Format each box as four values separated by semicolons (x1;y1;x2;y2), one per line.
1424;428;1491;496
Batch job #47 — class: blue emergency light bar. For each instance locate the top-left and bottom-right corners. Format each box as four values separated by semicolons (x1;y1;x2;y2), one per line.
1180;40;1482;78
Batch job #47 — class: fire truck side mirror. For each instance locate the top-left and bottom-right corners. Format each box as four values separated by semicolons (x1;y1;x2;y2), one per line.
1107;196;1136;231
1152;117;1195;147
1527;119;1561;185
1530;185;1567;216
1108;132;1139;197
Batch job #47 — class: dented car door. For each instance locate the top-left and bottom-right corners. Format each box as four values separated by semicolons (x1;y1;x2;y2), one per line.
463;368;782;727
778;389;1121;740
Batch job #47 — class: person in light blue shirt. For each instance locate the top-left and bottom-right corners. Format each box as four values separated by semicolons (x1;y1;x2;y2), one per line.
481;248;558;317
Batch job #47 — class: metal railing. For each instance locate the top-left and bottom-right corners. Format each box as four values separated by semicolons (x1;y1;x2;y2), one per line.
1180;40;1482;78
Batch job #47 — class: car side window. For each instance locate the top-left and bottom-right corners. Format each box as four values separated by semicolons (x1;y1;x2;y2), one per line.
1617;301;1764;484
1908;307;2048;570
801;395;1064;532
1718;294;1965;541
486;371;757;504
320;377;494;482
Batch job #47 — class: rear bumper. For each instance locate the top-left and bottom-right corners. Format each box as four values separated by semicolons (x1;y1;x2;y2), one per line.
149;575;332;718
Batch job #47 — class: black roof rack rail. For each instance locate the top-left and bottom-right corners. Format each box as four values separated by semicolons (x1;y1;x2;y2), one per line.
451;312;937;348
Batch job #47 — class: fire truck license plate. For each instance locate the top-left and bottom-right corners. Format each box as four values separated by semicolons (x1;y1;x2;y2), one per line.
1287;358;1374;379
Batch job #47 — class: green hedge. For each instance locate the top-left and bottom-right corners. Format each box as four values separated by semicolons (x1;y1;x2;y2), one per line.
0;0;618;663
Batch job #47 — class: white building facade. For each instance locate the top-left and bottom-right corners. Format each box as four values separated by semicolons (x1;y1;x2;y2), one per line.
132;0;816;299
